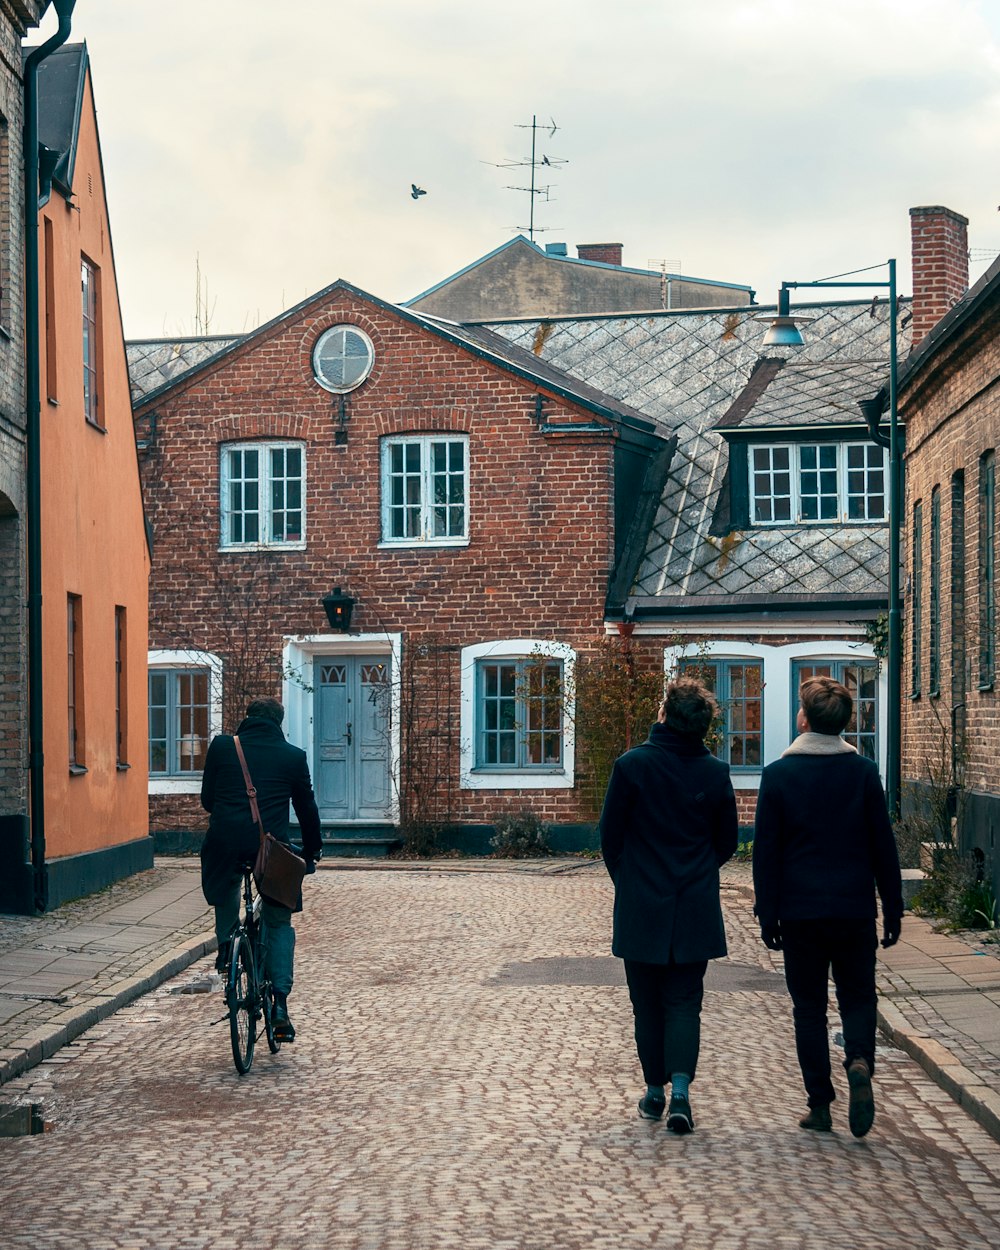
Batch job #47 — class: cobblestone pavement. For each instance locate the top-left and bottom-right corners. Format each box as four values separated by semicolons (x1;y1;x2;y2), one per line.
2;866;1000;1250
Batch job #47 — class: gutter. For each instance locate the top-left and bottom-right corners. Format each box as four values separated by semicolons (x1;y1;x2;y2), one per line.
25;0;76;913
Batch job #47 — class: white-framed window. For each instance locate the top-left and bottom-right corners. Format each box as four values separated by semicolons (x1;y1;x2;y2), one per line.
220;441;305;548
459;640;575;789
665;638;884;789
380;434;468;546
750;442;886;524
678;657;763;771
312;325;375;394
147;650;223;794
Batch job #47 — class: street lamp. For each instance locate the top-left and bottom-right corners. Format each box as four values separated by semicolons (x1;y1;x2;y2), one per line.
758;261;902;816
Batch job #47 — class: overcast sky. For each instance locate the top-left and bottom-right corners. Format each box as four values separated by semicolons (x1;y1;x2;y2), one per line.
36;0;1000;340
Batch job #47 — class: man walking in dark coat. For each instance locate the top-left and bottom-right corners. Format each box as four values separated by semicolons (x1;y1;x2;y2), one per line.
201;698;322;1042
753;676;903;1138
600;678;739;1133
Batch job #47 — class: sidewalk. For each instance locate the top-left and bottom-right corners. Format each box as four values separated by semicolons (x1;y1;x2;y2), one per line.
1;856;999;1145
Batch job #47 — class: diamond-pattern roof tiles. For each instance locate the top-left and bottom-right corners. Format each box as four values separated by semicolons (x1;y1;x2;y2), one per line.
484;301;906;604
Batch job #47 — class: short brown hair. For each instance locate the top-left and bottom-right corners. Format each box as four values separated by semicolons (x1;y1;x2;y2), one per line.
799;676;852;735
246;697;284;726
662;677;717;739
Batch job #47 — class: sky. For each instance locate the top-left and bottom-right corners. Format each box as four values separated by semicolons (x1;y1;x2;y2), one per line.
35;0;1000;340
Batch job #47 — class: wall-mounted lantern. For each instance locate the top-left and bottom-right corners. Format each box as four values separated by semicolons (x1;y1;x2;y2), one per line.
323;587;356;631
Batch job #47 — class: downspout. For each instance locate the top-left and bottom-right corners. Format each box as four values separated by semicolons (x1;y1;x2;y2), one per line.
25;0;76;912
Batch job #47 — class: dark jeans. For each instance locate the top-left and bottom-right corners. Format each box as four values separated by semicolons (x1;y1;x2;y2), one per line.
623;959;708;1085
781;918;878;1108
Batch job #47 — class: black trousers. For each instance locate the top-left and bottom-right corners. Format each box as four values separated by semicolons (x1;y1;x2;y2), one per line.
781;918;878;1109
623;959;708;1086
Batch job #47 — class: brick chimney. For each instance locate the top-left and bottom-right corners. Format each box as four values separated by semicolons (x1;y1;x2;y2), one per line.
576;242;623;266
909;206;969;348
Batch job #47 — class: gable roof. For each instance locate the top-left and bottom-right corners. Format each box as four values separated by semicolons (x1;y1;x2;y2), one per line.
126;279;660;438
482;300;909;617
405;235;754;307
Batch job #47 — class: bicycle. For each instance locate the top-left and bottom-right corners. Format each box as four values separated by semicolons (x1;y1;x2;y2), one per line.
223;860;281;1074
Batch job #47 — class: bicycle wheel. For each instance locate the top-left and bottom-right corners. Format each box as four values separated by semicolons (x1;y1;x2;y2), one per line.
262;980;281;1054
227;930;257;1074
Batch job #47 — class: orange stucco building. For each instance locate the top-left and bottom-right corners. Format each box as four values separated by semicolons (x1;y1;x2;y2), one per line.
24;43;150;908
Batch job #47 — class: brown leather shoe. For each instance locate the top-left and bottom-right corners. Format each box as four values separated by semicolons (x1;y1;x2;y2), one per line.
799;1105;832;1132
847;1059;874;1138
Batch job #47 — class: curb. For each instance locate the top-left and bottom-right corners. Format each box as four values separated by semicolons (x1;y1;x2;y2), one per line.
0;930;216;1088
877;1000;1000;1146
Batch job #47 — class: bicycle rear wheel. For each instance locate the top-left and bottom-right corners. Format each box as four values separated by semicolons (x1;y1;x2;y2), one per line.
227;931;257;1074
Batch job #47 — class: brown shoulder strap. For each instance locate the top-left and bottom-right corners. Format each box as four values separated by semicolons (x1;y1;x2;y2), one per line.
233;735;266;837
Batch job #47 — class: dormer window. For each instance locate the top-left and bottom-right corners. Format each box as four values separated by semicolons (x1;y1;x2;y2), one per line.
749;442;886;525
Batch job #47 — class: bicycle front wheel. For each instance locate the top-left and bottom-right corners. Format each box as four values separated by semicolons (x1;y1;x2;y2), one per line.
227;931;257;1074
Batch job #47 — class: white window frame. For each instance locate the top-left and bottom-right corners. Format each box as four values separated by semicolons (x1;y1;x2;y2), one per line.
147;650;223;794
749;442;887;525
380;434;469;548
460;639;575;790
220;441;307;551
664;639;884;789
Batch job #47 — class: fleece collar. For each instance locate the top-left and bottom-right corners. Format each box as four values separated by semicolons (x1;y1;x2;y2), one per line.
781;732;856;757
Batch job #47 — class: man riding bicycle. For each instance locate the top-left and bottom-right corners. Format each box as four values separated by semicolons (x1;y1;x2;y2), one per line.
200;698;322;1042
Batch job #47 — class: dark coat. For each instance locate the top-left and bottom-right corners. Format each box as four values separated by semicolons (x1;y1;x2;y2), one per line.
752;751;903;928
200;716;322;908
599;723;739;964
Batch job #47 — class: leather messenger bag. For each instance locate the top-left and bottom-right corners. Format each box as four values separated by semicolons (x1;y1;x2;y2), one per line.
233;735;307;910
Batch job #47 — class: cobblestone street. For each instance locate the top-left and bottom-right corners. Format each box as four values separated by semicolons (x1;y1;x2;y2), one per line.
2;865;1000;1250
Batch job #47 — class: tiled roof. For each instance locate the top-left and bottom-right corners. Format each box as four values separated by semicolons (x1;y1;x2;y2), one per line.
483;301;908;609
721;358;891;429
126;336;242;399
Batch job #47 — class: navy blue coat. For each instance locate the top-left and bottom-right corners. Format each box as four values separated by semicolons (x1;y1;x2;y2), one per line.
599;723;739;964
200;716;322;908
752;751;902;928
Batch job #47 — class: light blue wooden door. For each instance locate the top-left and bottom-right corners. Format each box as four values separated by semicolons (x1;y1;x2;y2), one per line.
315;657;391;821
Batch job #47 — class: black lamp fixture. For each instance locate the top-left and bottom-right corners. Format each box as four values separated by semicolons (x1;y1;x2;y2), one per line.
323;587;356;631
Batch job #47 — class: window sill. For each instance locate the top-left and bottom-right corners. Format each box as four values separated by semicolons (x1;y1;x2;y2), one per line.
978;682;995;693
908;692;921;701
116;762;131;771
462;769;573;791
218;540;306;553
85;417;107;434
69;764;88;777
149;775;203;795
378;538;470;551
47;397;59;407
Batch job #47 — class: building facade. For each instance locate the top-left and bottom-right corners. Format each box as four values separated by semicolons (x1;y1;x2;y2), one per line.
900;207;1000;897
130;282;666;852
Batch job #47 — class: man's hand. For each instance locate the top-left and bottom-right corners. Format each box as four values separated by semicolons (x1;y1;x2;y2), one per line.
881;917;901;948
760;922;782;951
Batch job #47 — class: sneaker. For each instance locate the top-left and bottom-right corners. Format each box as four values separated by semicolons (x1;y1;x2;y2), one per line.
637;1092;666;1121
847;1059;874;1138
214;940;231;973
799;1105;833;1132
666;1092;694;1135
272;996;296;1044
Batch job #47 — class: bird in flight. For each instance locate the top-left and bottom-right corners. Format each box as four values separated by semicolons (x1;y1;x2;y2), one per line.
411;184;427;200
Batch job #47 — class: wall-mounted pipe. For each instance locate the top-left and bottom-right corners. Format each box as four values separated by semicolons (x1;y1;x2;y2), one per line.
24;0;76;912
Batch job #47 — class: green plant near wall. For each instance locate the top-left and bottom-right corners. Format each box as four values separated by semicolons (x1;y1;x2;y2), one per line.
568;633;668;822
864;612;890;661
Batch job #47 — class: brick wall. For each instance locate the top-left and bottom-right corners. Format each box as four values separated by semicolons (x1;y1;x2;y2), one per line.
139;291;621;835
902;284;1000;805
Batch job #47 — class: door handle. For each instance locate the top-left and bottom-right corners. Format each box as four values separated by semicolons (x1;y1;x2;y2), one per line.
344;722;352;746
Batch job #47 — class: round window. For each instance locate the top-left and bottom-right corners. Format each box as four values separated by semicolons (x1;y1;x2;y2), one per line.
312;325;375;393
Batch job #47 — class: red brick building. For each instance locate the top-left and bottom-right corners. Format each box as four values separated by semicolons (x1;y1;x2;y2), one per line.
899;207;1000;897
131;282;666;852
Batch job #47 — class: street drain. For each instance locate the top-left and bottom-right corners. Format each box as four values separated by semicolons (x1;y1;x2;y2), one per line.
170;978;217;995
490;956;785;992
0;1103;47;1137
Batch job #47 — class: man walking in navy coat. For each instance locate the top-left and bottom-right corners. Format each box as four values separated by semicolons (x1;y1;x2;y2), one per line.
753;676;902;1137
600;678;739;1133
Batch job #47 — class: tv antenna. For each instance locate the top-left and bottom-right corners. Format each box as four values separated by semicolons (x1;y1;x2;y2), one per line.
483;114;567;242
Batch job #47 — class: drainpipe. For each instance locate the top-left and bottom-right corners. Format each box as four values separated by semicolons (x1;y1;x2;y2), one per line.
25;0;76;912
